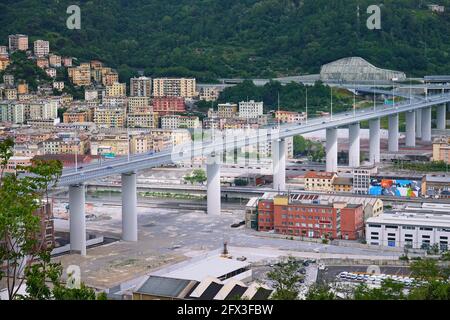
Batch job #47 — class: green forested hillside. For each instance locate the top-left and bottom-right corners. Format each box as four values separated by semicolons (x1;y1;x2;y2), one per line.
0;0;449;81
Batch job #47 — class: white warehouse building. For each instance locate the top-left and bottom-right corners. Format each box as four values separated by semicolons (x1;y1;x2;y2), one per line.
366;213;450;251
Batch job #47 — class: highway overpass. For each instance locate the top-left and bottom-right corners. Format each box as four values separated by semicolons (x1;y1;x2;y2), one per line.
57;87;450;255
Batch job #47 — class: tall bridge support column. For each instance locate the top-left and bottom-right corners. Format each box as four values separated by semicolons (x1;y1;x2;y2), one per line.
421;107;432;142
207;153;221;215
437;104;446;130
405;111;416;147
272;138;286;191
122;172;137;242
369;118;380;164
348;123;360;168
326;128;338;172
388;114;399;152
415;110;422;139
69;184;86;256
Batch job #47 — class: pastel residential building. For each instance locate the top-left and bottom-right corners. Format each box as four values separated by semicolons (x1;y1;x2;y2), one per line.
94;107;126;128
36;57;49;69
152;78;197;98
8;34;28;51
48;54;62;68
45;68;57;79
152;96;185;115
128;96;151;112
127;112;159;129
432;137;450;164
238;100;263;119
33;40;50;57
0;57;10;71
161;115;200;129
304;171;337;193
130;76;152;97
106;82;127;97
274;110;306;124
217;103;238;119
53;81;65;91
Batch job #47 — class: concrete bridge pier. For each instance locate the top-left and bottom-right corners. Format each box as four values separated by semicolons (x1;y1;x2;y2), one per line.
69;184;86;256
122;172;138;242
405;111;416;147
388;114;399;152
369;118;380;164
437;104;446;130
416;109;422;139
348;123;360;168
272;138;286;191
326;128;338;172
207;153;221;215
421;107;432;142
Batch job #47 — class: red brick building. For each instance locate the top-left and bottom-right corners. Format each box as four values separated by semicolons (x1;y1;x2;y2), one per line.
152;97;185;115
257;194;364;240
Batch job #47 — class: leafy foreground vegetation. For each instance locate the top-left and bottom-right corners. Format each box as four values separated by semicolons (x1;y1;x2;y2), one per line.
1;0;449;82
0;138;105;300
269;257;450;300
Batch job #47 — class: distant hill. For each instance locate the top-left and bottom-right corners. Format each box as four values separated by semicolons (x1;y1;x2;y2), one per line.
1;0;449;81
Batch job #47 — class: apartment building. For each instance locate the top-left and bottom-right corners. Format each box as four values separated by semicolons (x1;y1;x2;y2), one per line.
274;110;306;124
29;100;58;120
2;156;32;173
0;46;8;57
218;103;238;119
0;57;10;71
9;34;28;51
238;100;263;119
4;88;18;100
128;96;151;112
198;85;221;101
36;57;49;69
63;110;91;123
304;171;337;192
152;96;185;115
353;166;374;195
332;177;353;193
90;133;130;156
0;102;25;124
257;194;365;240
49;54;62;67
33;40;49;57
45;68;57;78
153;78;197;98
84;88;99;101
366;213;450;250
62;57;73;67
130;76;152;97
432;137;450;164
106;82;127;97
103;71;119;86
161;115;200;129
41;137;88;155
69;63;91;86
94;107;126;128
127;112;159;128
53;81;65;91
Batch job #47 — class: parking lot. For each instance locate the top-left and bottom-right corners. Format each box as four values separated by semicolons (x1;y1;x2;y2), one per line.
317;265;412;285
